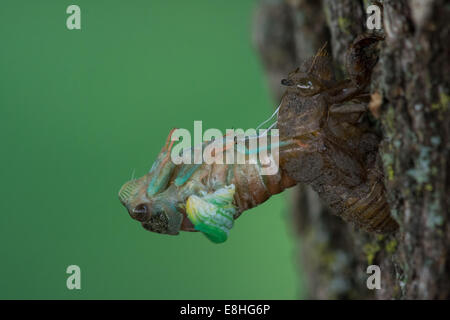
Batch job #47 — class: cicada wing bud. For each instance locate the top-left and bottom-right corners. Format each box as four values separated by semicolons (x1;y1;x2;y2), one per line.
186;185;236;243
147;129;178;196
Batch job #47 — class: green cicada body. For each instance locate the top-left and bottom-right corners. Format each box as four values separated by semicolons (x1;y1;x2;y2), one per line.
118;130;296;243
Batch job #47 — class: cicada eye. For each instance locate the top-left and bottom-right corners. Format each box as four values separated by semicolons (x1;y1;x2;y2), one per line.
295;78;322;96
129;203;150;222
133;204;148;216
297;79;313;90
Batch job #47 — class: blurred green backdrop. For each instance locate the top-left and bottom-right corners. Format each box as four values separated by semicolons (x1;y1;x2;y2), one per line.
0;0;303;299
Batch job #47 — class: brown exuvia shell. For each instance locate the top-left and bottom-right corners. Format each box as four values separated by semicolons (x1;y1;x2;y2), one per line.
277;34;398;233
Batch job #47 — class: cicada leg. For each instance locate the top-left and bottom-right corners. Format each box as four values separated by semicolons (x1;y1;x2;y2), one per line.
147;128;178;196
345;33;384;88
325;34;383;105
325;80;366;105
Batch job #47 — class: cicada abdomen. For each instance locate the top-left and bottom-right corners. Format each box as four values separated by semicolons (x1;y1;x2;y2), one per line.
277;34;398;233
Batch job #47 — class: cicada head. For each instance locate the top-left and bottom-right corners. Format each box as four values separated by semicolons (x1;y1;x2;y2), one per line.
281;68;324;97
119;129;199;236
118;174;192;235
281;42;335;96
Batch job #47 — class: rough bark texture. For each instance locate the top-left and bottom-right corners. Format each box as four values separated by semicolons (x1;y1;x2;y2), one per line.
252;0;449;299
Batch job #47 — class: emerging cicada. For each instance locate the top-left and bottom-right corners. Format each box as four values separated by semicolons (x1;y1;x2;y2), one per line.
118;34;398;243
119;129;296;243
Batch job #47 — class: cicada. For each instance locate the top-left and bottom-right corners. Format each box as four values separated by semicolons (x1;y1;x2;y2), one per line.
118;34;398;243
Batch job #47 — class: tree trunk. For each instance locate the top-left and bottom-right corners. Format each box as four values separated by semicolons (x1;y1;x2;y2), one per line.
252;0;449;299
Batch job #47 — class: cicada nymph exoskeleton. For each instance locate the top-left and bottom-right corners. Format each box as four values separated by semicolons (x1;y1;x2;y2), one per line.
277;34;398;233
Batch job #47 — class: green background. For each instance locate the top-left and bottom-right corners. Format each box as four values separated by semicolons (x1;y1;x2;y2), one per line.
0;0;303;299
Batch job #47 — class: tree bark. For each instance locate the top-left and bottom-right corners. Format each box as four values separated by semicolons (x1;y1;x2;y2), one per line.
252;0;449;299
